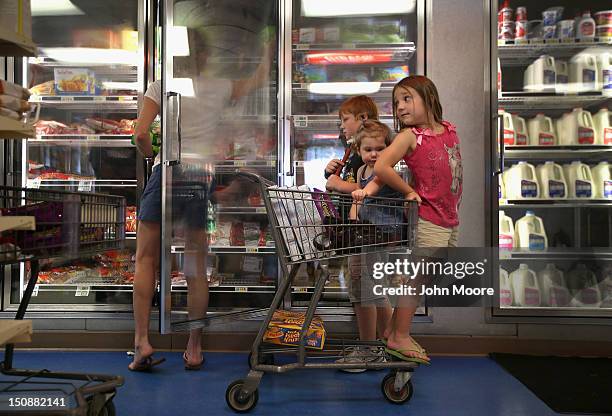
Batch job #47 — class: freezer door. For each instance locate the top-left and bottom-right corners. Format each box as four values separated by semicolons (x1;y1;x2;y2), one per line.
160;0;279;333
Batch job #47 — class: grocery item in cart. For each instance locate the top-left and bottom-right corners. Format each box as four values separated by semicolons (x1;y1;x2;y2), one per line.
0;80;30;100
263;309;326;350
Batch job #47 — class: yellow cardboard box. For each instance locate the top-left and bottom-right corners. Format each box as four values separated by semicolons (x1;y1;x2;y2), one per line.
263;309;326;350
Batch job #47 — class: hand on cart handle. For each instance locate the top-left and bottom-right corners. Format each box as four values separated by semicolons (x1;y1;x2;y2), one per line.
405;191;422;205
351;188;368;203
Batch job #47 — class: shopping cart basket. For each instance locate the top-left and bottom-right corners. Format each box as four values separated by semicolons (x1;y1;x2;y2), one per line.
225;172;420;412
0;186;125;416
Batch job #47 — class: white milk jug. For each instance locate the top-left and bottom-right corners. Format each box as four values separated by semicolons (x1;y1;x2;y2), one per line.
567;264;601;307
502;111;518;145
591;161;612;199
514;211;548;250
537;263;570;307
563;161;594;198
593;108;612;145
499;174;506;199
555;60;569;93
524;55;556;92
499;268;513;307
499;210;515;249
536;161;567;199
596;52;611;96
557;108;595;145
503;162;539;199
528;113;556;146
512;114;529;146
510;264;541;307
569;54;599;93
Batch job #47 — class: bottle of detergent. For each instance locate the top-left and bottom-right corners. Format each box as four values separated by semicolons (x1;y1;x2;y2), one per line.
499;267;513;307
514;211;548;250
569;54;599;93
555;60;569;94
591;161;612;199
510;264;541;306
499;210;515;249
557;108;595;145
503;162;539;199
527;113;556;146
593;108;612;145
536;161;567;199
567;263;601;307
537;263;570;307
563;161;594;198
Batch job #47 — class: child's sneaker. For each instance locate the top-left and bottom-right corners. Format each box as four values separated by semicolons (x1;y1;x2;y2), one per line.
336;347;386;373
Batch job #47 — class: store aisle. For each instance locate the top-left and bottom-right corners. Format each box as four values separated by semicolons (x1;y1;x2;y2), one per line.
3;351;568;415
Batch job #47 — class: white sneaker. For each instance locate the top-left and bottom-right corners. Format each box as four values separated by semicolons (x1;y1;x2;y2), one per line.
336;347;386;373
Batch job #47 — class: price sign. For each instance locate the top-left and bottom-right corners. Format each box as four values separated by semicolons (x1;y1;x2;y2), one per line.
234;160;247;167
256;207;266;214
245;247;259;254
294;287;308;293
31;284;39;297
86;135;100;141
234;286;248;293
61;96;75;102
295;44;309;50
93;96;106;101
29;178;41;189
75;285;90;296
78;180;93;192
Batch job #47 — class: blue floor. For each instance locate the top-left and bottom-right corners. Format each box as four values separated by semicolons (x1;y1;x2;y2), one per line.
1;351;571;416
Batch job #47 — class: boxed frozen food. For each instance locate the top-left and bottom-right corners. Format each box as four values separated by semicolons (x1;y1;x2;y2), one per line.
263;309;326;350
295;65;327;83
29;81;55;96
0;80;30;100
323;27;340;42
54;68;96;95
214;221;232;246
373;66;409;82
242;256;263;274
243;222;261;246
126;206;137;233
230;222;245;246
299;28;316;43
0;95;30;112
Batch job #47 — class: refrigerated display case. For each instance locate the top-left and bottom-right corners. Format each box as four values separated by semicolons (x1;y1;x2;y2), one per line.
490;0;612;321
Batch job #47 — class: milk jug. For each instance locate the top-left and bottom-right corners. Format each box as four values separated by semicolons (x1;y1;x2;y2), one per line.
591;161;612;199
499;210;515;249
499;174;506;199
557;108;595;145
499;268;513;307
536;162;567;199
567;264;601;307
514;211;548;250
527;113;556;146
537;264;570;307
569;54;599;93
503;162;539;199
510;264;541;306
524;55;556;92
598;52;612;97
555;60;569;94
593;108;612;145
563;161;594;198
512;115;529;146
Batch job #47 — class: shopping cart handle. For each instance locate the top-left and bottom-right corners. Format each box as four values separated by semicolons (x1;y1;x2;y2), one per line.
234;171;276;187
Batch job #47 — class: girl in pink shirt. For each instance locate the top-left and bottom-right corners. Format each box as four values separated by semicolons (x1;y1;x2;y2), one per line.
354;75;463;364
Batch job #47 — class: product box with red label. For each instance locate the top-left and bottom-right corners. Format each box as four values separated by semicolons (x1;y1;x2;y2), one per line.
263;309;326;350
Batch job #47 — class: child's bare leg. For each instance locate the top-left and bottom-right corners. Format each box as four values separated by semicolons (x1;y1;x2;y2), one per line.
354;303;377;341
377;301;393;339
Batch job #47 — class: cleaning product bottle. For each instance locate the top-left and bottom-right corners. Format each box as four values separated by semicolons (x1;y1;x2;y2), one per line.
527;113;556;146
567;263;601;307
577;10;596;40
593;108;612;145
563;161;594;198
512;114;529;146
536;161;567;199
514;211;548;250
591;161;612;199
538;263;570;307
510;264;541;306
503;162;539;199
499;267;513;307
499;210;515;249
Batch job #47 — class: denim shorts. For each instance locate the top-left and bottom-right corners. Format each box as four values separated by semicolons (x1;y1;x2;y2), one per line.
138;164;213;229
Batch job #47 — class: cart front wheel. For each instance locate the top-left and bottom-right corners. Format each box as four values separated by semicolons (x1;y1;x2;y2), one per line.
381;374;413;404
87;396;116;416
226;379;258;413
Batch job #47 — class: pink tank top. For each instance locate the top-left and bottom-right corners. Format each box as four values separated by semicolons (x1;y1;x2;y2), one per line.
402;121;462;228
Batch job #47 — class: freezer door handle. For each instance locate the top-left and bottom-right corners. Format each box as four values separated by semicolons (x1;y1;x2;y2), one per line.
285;115;295;176
166;91;182;166
493;112;504;176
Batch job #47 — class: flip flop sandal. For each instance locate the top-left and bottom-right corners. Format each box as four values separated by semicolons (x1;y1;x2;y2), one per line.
380;338;427;354
385;347;431;365
128;355;166;372
183;351;205;371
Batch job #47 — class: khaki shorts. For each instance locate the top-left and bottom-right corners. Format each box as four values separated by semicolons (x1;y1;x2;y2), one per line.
416;218;459;248
347;251;389;305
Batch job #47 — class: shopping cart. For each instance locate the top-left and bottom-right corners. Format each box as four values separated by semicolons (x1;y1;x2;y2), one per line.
225;172;420;412
0;186;125;416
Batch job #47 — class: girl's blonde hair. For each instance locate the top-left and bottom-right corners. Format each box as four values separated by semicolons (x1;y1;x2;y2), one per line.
338;95;379;120
392;75;443;132
354;120;392;150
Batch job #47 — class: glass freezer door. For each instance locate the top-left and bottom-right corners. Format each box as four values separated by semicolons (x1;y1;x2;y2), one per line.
160;0;279;333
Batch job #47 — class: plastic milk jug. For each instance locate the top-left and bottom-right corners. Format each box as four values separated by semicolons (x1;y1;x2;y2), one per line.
598;52;612;97
563;161;594;198
557;108;595;145
591;161;612;199
569;54;599;93
527;113;556;146
510;264;541;306
514;211;548;250
593;108;612;145
537;264;570;307
555;60;569;93
499;268;513;307
524;55;556;92
512;114;529;146
567;264;601;307
502;111;517;145
499;210;515;249
536;162;567;199
499;174;506;199
503;162;539;199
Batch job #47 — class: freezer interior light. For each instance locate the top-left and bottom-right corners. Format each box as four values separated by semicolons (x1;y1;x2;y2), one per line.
306;51;393;65
167;26;189;57
301;0;415;17
167;78;195;97
31;0;84;16
41;48;139;65
308;82;381;95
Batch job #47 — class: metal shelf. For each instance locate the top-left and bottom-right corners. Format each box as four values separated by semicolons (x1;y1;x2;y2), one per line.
498;38;612;66
500;199;612;208
27;179;137;190
292;114;394;131
216;206;267;215
0;115;35;139
504;145;612;161
215;160;276;168
0;27;36;56
29;135;134;147
32;284;133;294
126;232;136;240
499;94;610;112
293;42;415;50
292;42;415;63
171;245;275;254
172;284;276;294
500;249;612;260
292;82;395;99
292;286;346;294
29;95;138;110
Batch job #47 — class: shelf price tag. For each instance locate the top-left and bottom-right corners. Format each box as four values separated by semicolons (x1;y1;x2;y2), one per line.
245;247;259;253
78;180;93;192
293;115;308;128
75;285;90;296
234;286;248;293
267;160;276;167
294;287;308;293
86;135;100;141
29;178;41;189
31;284;39;297
255;207;266;214
93;96;106;101
295;44;309;50
234;160;247;167
342;43;355;49
61;96;75;102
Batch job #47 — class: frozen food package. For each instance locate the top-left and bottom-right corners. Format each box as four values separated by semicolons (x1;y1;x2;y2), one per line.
312;188;340;221
54;68;96;95
214;221;232;246
0;80;31;100
0;107;21;120
243;222;261;246
30;81;55;96
230;221;245;246
374;66;409;82
259;224;274;247
0;95;30;113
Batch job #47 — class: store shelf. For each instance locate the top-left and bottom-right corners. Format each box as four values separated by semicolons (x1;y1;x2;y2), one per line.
292;82;395;99
31;284;133;294
499;94;610;111
171;245;275;254
500;249;612;260
0;27;36;56
27;178;137;190
504;145;612;161
216;206;267;215
292;42;415;63
498;38;612;66
291;114;394;131
0;115;35;139
172;284;276;294
293;42;415;50
216;160;276;168
291;286;346;294
29;95;138;110
126;232;136;240
29;135;134;147
500;199;612;208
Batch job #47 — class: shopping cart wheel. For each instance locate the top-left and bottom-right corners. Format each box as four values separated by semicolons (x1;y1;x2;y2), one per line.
248;351;274;367
381;373;413;404
86;394;116;416
226;379;259;413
